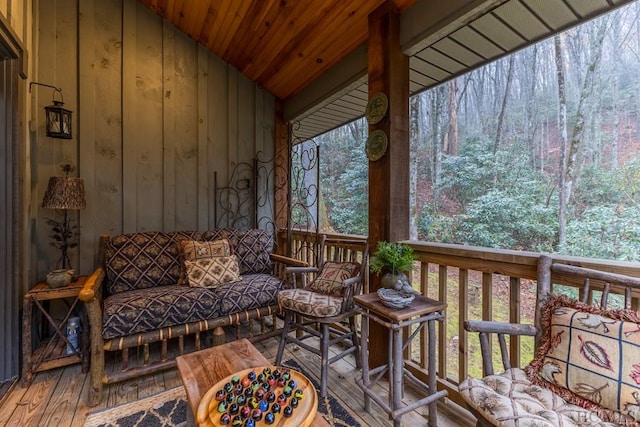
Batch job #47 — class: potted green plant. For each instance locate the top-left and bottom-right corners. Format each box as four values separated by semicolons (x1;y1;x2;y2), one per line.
369;241;418;293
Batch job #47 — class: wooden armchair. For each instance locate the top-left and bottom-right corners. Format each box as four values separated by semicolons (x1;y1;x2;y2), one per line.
460;255;640;426
275;235;369;398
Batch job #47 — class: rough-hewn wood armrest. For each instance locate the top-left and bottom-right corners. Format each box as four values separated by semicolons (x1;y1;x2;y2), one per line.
465;320;538;376
79;267;105;303
285;266;318;274
270;253;309;267
343;275;361;288
464;320;537;336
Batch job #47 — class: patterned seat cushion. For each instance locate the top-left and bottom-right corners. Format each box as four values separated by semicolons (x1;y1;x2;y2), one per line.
459;368;616;427
105;231;201;295
102;285;220;339
103;273;285;339
202;228;273;275
277;288;343;318
213;273;284;316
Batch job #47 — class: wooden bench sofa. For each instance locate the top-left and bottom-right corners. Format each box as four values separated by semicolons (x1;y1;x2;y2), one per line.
460;255;640;426
79;228;303;406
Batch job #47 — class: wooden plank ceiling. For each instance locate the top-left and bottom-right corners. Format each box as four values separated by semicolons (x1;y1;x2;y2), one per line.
137;0;415;101
139;0;635;141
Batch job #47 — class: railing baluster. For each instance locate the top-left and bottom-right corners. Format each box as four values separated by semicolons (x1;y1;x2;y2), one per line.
481;272;492;374
420;261;429;368
438;265;448;381
459;269;468;383
509;277;521;368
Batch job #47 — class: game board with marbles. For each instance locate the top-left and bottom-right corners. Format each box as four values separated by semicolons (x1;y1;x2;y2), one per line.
197;366;317;427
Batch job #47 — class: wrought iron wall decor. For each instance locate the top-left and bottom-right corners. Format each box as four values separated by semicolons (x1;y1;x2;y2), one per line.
213;152;275;234
286;120;321;261
213;120;322;262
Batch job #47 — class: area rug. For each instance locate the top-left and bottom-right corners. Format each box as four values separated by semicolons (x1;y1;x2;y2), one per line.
283;359;361;427
84;361;360;427
84;386;187;427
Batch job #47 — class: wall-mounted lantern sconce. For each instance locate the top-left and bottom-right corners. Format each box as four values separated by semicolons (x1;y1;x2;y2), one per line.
29;81;73;139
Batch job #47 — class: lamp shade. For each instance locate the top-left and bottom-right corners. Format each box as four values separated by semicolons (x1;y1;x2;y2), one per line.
42;176;86;210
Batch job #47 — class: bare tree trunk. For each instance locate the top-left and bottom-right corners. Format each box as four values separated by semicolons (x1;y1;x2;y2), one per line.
555;34;568;249
409;96;420;239
493;55;515;185
446;79;459;155
610;16;621;168
563;19;609;248
525;45;538;168
494;55;514;155
431;87;445;211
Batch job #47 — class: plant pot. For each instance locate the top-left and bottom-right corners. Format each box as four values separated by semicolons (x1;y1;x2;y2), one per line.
46;269;74;288
380;272;410;290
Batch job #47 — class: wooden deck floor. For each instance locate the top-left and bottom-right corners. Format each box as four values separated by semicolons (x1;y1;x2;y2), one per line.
0;326;476;426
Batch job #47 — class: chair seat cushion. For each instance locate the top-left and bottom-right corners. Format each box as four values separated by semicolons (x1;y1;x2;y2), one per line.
277;288;343;318
103;274;284;339
459;368;616;427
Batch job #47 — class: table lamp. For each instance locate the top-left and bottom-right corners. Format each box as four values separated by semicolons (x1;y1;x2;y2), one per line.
41;164;86;270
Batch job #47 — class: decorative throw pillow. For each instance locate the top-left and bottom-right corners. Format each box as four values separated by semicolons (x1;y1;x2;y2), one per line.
525;294;640;424
307;261;360;297
177;239;232;285
184;255;241;288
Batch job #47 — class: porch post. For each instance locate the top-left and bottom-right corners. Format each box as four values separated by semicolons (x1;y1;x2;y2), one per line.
367;2;410;368
274;100;290;255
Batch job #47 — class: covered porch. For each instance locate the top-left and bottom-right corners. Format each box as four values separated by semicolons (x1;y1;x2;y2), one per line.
1;0;639;426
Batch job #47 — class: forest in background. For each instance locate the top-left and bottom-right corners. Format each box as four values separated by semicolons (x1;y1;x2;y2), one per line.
300;1;640;262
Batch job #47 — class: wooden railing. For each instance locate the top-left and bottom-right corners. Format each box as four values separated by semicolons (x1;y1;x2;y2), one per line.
275;229;640;407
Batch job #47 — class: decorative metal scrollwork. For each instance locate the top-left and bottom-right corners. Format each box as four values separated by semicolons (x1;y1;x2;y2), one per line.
287;120;321;261
214;152;275;232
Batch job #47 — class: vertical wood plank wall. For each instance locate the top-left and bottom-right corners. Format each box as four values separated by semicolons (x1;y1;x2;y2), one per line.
33;0;276;278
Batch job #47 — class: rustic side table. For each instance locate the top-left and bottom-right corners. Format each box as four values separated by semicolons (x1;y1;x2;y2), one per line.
354;292;448;427
21;276;89;387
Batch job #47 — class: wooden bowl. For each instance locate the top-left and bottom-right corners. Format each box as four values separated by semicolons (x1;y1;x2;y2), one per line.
197;365;317;427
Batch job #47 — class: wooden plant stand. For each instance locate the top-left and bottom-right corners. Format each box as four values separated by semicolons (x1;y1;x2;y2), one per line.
355;292;448;427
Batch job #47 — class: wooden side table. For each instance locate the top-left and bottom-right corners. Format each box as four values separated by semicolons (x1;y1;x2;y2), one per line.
354;292;448;427
21;276;89;387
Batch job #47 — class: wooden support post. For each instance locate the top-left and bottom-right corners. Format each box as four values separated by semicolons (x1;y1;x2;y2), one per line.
274;101;290;253
367;1;409;369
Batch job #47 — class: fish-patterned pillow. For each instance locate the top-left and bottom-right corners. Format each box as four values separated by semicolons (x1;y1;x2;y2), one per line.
526;294;640;425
